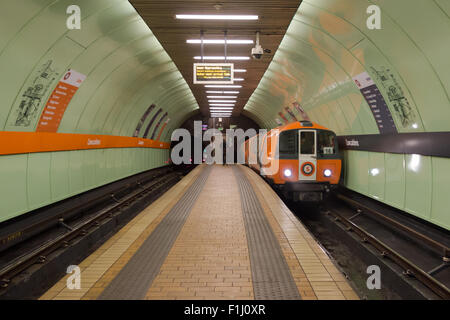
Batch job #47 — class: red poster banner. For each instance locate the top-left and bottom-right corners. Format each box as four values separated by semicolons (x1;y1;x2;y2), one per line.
36;69;86;132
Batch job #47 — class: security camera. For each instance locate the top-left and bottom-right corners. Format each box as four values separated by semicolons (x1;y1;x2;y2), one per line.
251;45;264;59
251;32;270;60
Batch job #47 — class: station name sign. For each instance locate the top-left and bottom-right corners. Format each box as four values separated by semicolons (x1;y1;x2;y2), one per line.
193;63;234;84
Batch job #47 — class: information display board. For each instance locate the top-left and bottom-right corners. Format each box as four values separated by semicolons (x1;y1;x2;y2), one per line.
36;69;86;132
193;63;234;84
353;71;397;134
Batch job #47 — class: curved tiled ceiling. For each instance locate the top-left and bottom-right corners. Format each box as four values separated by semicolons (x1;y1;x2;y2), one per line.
0;0;198;138
244;0;450;133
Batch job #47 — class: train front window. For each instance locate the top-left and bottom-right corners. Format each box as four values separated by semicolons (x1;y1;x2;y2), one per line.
317;130;337;156
300;131;315;155
278;130;298;159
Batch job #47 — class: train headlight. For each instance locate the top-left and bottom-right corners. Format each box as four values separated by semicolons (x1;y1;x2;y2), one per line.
283;169;292;177
324;169;332;177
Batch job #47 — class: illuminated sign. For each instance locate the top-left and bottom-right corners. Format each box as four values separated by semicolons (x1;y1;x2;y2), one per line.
193;63;234;84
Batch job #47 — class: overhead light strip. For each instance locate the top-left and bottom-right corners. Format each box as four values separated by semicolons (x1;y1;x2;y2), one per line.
206;91;239;94
205;85;242;88
209;100;237;103
194;56;249;60
176;14;258;20
187;39;253;44
207;96;237;99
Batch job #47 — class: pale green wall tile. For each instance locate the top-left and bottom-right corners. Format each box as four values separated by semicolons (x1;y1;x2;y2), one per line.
68;150;84;195
384;153;406;209
50;151;70;202
27;153;51;208
0;155;28;222
368;152;385;201
430;157;450;229
345;150;369;195
404;154;432;220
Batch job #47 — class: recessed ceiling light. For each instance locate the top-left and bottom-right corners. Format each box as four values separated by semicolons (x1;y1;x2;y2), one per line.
187;39;254;44
207;96;237;99
205;85;242;88
210;107;234;109
234;78;244;81
206;91;239;94
176;14;258;20
234;69;247;73
194;56;250;60
210;103;235;107
209;100;237;103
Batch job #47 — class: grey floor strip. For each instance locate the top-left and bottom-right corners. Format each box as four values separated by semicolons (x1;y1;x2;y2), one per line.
98;165;212;300
232;166;301;300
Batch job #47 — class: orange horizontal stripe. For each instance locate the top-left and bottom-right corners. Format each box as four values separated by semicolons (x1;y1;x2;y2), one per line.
0;131;170;156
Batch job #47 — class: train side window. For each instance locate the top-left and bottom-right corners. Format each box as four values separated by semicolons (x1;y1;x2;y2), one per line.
278;130;298;159
300;131;315;155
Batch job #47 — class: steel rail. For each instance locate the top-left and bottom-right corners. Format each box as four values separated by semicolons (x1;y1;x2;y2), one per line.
0;172;180;289
337;193;450;261
326;208;450;300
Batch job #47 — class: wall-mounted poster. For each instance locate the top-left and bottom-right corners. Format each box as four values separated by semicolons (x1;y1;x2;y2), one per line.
278;112;289;124
353;71;397;134
285;106;297;121
36;69;86;132
7;60;59;130
292;101;310;121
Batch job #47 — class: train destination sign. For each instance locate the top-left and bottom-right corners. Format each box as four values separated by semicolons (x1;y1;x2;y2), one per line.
193;63;234;84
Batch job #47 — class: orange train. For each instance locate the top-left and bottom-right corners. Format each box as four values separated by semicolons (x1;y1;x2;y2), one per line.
244;120;341;201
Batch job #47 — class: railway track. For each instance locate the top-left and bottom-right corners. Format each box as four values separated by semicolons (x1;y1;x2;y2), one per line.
318;192;450;300
0;165;194;294
324;195;449;300
273;182;450;300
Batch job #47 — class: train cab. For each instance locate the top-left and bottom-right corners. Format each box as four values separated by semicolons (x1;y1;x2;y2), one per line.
245;120;341;201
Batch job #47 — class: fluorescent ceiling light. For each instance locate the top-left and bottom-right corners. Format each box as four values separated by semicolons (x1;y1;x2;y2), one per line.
211;115;231;117
194;56;250;60
210;103;235;107
207;96;237;99
234;78;244;81
234;69;247;73
205;85;242;88
206;91;239;94
176;14;258;20
210;107;234;110
187;39;253;44
209;100;237;103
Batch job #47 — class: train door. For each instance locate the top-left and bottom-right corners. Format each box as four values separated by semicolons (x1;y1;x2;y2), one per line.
298;130;316;181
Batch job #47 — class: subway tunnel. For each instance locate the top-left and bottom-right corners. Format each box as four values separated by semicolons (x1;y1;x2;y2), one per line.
0;0;449;305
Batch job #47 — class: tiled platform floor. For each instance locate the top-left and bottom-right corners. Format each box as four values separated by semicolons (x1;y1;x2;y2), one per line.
40;164;359;300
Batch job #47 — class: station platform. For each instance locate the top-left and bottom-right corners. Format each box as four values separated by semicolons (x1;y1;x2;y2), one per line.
39;164;359;300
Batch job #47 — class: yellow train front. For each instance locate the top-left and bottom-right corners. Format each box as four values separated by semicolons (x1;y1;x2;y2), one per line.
244;120;341;201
